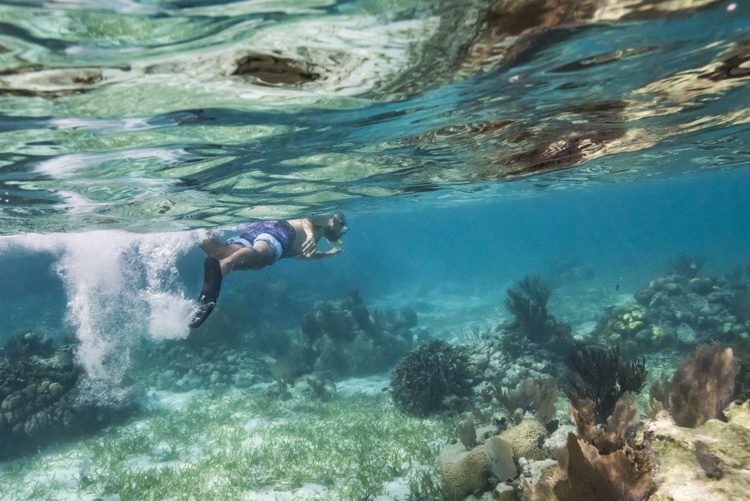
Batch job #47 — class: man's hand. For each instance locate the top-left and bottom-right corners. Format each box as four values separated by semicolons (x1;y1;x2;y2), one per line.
328;247;343;256
302;237;316;257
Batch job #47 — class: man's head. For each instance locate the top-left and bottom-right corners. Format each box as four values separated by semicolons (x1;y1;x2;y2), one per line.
325;212;348;241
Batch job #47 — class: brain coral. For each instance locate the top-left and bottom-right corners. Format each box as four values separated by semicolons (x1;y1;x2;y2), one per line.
438;443;490;500
500;418;547;461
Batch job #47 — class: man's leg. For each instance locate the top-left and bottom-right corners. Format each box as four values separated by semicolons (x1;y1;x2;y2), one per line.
219;241;276;276
201;237;242;260
190;241;276;329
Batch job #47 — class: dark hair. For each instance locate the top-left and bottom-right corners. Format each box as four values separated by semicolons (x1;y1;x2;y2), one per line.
332;212;348;236
332;212;346;225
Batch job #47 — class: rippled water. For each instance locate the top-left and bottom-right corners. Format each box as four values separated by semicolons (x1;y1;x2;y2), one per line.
1;0;748;233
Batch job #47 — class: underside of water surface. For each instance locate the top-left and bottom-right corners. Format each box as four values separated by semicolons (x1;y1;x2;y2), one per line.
1;0;750;500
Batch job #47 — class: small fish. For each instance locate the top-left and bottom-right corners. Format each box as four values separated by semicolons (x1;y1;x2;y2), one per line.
615;283;620;291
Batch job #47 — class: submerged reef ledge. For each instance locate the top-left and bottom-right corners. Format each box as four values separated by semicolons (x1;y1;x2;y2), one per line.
646;401;750;500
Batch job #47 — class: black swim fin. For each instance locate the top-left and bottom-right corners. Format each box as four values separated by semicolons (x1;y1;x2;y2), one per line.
189;257;223;329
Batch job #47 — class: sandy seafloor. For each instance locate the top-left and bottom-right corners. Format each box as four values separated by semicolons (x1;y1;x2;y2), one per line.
0;273;663;501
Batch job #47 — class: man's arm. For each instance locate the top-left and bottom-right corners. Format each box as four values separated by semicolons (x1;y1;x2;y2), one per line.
299;218;318;257
295;247;342;260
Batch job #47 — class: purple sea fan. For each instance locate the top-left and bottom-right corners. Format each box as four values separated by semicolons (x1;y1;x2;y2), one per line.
668;345;739;427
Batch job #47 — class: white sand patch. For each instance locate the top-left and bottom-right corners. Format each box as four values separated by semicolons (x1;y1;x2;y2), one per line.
146;389;206;411
243;417;268;432
4;451;92;500
376;477;411;500
336;374;390;396
122;451;197;472
242;483;330;500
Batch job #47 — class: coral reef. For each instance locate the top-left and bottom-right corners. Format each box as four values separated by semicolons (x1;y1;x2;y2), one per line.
650;344;739;427
595;265;750;352
390;340;473;417
0;332;136;459
521;392;654;501
290;292;421;378
438;435;516;500
134;341;272;391
564;345;647;424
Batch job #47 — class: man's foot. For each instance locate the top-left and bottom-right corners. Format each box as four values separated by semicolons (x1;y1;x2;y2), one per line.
189;296;216;329
189;257;222;329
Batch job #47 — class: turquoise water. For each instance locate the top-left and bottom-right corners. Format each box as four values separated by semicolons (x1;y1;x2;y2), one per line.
1;1;750;499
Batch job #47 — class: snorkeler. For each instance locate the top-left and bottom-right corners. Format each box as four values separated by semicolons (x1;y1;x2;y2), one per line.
189;213;348;328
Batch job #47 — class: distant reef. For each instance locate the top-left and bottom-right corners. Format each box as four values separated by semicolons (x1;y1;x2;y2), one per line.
273;290;426;381
593;257;750;355
394;262;750;500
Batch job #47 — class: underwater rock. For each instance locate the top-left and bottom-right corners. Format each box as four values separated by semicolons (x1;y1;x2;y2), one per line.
544;424;577;461
457;417;477;449
499;418;547;462
291;374;336;402
687;277;715;294
390;340;473;417
265;380;292;401
494;482;516;501
476;422;502;444
645;401;750;500
486;435;517;482
674;323;696;344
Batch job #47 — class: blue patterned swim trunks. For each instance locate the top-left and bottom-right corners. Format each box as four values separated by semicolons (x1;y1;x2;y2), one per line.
226;220;296;262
